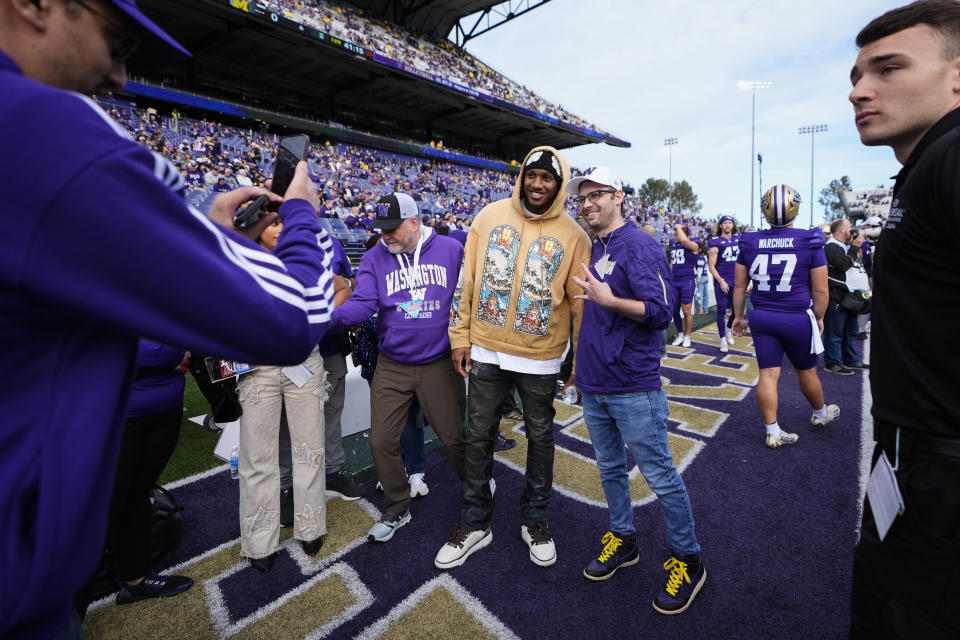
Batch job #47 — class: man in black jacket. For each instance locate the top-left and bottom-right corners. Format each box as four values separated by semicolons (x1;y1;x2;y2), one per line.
848;1;960;637
822;218;868;374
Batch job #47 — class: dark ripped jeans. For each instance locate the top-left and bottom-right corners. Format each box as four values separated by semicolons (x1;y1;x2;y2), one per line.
459;360;557;530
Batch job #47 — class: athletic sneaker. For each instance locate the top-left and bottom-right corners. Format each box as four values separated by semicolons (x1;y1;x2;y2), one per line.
670;333;685;346
583;532;639;581
765;431;799;449
811;404;840;428
825;363;855;375
521;522;557;567
409;473;429;498
434;523;492;569
681;335;691;348
494;431;517;451
326;469;363;501
846;362;870;370
727;333;736;345
502;409;524;421
719;340;729;353
652;555;707;615
366;510;411;543
115;573;193;605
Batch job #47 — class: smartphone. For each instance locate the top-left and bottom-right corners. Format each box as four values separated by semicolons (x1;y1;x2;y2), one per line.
268;133;311;211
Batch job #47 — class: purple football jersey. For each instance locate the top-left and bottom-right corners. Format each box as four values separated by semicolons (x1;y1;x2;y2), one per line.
669;238;700;278
708;234;740;281
737;228;826;312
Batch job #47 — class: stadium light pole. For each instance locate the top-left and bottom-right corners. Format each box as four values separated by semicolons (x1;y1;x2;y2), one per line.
798;124;828;227
664;137;677;211
738;81;771;229
757;153;764;229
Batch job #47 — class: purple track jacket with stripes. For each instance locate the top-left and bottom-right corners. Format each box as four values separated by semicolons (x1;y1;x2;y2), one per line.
0;49;334;639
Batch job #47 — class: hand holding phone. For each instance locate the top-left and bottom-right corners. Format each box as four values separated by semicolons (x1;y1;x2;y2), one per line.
281;161;320;213
268;134;311;211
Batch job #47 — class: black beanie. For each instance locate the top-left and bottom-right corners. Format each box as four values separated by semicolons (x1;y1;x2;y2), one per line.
522;150;562;185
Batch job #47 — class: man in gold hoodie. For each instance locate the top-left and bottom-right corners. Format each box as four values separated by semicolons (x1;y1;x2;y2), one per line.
435;146;591;570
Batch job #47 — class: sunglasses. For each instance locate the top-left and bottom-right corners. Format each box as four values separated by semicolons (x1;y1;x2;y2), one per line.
75;0;141;63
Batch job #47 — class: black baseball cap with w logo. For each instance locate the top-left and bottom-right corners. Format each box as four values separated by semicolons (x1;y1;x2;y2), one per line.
372;192;419;230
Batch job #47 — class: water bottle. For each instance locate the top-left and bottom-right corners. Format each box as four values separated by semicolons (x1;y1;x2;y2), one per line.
562;386;578;405
230;446;239;480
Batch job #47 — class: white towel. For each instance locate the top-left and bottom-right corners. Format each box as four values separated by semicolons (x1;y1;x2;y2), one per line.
807;308;824;355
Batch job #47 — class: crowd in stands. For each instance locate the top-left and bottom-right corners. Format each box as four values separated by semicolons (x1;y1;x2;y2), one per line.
252;0;603;133
98;97;720;257
842;186;893;219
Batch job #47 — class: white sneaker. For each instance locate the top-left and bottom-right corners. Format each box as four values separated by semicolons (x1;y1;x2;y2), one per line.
409;473;429;498
434;524;492;569
719;340;729;353
727;333;736;345
682;335;691;348
670;333;685;347
811;404;840;428
765;431;799;449
521;522;557;567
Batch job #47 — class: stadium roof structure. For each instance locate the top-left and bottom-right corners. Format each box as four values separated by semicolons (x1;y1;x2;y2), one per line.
347;0;551;46
133;0;628;159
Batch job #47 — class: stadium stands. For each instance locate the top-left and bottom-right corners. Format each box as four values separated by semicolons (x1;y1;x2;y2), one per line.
840;187;893;220
254;0;605;134
96;95;709;259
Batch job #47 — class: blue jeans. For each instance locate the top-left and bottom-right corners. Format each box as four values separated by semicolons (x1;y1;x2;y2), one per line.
581;388;700;556
823;301;861;367
695;278;710;314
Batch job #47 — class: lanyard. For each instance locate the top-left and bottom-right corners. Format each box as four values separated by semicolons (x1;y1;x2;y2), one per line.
395;232;425;298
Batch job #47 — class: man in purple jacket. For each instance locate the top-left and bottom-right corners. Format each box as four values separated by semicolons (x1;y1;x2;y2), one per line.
569;167;706;616
330;193;466;543
0;2;334;638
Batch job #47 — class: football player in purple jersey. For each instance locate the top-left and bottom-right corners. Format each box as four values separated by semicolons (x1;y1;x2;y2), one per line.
668;224;700;347
707;215;740;353
732;185;840;449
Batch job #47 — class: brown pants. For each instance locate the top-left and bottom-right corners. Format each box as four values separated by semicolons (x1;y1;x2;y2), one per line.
370;353;466;514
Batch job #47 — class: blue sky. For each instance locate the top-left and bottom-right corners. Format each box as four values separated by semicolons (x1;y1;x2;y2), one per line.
461;0;907;225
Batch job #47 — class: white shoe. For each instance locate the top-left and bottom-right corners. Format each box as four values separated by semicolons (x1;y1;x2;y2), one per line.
727;333;736;345
521;523;557;567
682;335;691;348
670;333;685;347
434;525;492;569
409;473;429;498
719;340;728;353
765;431;799;449
811;404;840;428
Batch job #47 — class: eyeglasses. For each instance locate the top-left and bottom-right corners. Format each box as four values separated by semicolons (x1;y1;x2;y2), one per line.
74;0;141;63
572;189;616;206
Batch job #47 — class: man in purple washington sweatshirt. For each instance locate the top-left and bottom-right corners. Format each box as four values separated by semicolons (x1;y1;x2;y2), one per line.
330;193;467;544
0;2;334;637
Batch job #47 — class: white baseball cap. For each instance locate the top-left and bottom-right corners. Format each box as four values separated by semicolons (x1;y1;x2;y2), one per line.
566;166;623;195
864;215;883;226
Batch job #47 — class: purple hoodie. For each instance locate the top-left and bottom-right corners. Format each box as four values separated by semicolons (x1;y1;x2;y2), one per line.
576;224;674;393
332;227;463;364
